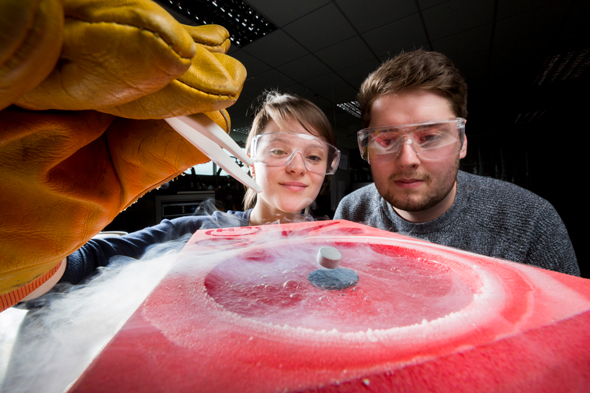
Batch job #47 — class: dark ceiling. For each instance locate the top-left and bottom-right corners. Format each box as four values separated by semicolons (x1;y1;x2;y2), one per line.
158;0;589;150
155;0;589;277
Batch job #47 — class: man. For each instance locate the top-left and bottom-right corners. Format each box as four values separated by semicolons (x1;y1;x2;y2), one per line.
334;49;579;276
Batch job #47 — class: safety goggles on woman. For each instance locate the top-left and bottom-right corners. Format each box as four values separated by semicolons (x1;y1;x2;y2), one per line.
357;118;466;162
251;132;341;175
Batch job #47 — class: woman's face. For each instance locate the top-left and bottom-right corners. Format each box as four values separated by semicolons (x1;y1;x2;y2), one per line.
251;118;327;217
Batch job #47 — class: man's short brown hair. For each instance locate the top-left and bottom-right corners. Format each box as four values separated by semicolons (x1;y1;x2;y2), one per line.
358;49;468;127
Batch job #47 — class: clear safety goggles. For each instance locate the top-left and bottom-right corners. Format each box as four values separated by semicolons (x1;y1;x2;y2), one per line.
357;118;466;162
251;132;341;175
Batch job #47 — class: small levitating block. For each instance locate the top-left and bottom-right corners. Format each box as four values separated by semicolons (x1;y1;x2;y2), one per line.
316;246;342;269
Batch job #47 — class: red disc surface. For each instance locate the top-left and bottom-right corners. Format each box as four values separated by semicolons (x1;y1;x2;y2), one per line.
70;221;590;393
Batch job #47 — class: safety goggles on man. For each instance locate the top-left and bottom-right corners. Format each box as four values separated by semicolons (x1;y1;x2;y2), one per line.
251;132;341;175
357;118;466;162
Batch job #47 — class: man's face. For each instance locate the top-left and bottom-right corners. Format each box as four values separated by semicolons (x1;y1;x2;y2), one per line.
368;89;467;220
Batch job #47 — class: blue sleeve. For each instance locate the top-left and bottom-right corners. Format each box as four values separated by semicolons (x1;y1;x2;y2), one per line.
62;215;217;284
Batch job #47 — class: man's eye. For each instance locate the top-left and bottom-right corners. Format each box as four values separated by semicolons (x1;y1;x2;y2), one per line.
375;136;396;147
418;133;440;143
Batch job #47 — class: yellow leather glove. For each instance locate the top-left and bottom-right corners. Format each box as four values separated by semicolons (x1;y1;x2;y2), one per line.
0;0;247;308
14;0;243;117
0;0;64;110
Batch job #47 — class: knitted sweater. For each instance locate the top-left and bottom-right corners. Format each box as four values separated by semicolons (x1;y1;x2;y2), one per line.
334;171;579;276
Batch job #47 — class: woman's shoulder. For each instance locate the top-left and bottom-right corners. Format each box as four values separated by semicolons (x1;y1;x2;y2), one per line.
162;210;247;232
221;210;247;219
212;210;249;227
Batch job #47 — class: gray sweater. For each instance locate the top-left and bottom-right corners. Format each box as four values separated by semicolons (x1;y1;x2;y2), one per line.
334;171;579;276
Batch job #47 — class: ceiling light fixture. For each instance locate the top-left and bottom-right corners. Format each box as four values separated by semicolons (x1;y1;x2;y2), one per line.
533;48;589;86
337;101;361;118
514;110;546;124
231;127;251;134
156;0;276;48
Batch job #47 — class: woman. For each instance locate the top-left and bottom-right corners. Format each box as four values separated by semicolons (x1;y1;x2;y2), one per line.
22;91;340;300
245;91;339;225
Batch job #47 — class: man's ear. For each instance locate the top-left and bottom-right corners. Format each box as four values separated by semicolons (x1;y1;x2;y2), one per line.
460;133;468;159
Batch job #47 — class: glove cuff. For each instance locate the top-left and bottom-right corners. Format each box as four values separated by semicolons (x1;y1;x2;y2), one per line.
0;259;64;312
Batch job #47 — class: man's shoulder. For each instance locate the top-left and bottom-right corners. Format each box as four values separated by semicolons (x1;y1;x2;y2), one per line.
456;170;559;233
335;183;382;219
456;171;577;276
339;183;380;205
458;170;550;208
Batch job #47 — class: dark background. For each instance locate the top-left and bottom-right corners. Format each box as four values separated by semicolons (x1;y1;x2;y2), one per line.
108;0;588;277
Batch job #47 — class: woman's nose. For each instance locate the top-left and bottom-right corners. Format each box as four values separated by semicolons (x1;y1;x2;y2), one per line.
286;151;307;174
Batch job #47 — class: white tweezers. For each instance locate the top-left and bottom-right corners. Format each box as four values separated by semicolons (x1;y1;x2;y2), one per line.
165;114;261;193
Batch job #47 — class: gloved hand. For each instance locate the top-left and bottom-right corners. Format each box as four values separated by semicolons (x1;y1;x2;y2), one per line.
0;0;247;309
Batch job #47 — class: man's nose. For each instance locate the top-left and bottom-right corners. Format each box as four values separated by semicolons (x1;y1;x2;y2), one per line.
395;137;420;168
286;151;307;174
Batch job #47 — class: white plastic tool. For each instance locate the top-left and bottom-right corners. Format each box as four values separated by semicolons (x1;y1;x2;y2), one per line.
165;114;261;193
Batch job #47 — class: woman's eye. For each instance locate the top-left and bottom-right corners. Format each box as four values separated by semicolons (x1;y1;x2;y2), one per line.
306;155;322;163
270;148;289;156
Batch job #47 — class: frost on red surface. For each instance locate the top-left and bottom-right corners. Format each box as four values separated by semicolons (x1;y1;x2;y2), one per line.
69;220;590;392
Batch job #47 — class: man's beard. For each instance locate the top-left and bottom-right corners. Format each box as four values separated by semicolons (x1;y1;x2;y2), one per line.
374;154;461;212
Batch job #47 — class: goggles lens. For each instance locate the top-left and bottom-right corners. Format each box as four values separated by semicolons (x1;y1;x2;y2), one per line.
357;118;466;161
252;132;341;175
